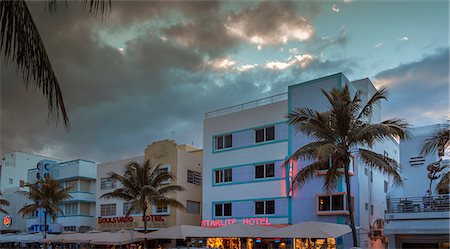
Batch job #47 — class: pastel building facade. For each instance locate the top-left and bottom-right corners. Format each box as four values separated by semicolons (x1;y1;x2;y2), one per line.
0;152;58;233
25;159;97;233
384;125;449;248
203;73;398;249
96;140;203;231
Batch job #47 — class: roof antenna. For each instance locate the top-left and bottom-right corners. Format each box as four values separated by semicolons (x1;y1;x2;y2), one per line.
171;130;175;140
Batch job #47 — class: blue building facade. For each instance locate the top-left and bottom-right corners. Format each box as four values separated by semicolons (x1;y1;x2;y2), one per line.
26;159;97;233
203;73;398;249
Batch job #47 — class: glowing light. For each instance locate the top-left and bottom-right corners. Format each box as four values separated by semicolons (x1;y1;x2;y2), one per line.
332;4;340;12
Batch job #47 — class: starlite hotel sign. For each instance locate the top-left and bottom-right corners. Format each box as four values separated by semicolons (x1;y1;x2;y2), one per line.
202;217;272;227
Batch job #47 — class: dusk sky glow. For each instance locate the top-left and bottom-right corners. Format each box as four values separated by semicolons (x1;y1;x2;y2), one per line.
1;1;448;162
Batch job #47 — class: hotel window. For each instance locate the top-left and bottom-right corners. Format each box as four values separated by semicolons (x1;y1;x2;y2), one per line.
123;202;140;215
9;178;13;184
187;200;201;214
255;126;275;143
215;203;232;217
159;165;171;184
65;203;78;215
64;226;76;232
154;203;169;215
100;204;116;216
365;203;368;211
384;180;388;193
318;157;354;173
255;163;275;179
214;168;232;183
187;170;202;186
66;180;78;192
79;179;90;192
100;177;116;190
255;200;275;215
215;134;232;150
80;203;90;215
371;205;374;216
318;194;353;212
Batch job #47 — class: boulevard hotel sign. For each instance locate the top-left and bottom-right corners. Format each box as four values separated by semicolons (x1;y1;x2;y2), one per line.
98;215;164;224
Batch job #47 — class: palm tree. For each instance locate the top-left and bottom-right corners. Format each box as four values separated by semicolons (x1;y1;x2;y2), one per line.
0;0;110;128
286;85;409;247
101;160;185;233
0;191;10;214
18;175;72;239
420;122;450;194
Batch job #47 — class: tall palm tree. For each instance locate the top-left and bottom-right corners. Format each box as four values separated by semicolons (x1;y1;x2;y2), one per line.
0;191;10;214
18;175;72;238
101;160;185;233
0;0;110;128
420;122;450;194
286;85;409;247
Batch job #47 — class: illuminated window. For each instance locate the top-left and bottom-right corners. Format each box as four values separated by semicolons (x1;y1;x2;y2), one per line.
214;168;232;183
255;200;275;215
317;194;354;213
215;203;232;217
255;126;275;143
255;163;275;179
215;134;232;150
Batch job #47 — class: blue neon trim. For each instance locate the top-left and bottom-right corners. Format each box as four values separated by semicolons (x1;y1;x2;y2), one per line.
212;196;288;204
212;215;290;219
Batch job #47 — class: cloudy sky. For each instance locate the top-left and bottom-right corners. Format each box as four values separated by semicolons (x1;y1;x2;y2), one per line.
1;1;448;162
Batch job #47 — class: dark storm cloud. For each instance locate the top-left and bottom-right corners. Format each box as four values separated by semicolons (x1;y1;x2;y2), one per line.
374;48;449;125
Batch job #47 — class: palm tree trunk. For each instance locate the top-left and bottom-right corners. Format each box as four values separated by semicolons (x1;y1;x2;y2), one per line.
345;166;358;247
43;209;48;249
143;206;148;249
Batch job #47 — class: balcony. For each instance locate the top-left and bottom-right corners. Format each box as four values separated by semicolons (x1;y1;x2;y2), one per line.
386;195;450;220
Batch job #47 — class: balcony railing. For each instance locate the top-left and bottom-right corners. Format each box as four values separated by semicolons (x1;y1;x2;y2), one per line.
387;195;450;213
205;92;288;119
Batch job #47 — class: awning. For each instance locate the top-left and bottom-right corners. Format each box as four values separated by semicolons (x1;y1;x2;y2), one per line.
260;221;352;238
383;219;450;234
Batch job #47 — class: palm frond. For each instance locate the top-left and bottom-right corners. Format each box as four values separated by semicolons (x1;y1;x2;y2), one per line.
0;208;8;214
358;149;402;184
436;171;449;194
0;0;69;128
420;124;450;156
158;185;185;195
323;165;343;193
290;160;328;191
153;197;186;211
100;189;134;201
351;119;410;147
356;87;388;122
47;0;111;17
18;203;39;217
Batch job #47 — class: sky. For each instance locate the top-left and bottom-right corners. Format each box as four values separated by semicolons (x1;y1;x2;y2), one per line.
1;0;449;163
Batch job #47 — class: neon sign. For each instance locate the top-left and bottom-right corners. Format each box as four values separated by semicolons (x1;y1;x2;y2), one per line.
201;217;271;227
98;215;164;224
3;215;11;227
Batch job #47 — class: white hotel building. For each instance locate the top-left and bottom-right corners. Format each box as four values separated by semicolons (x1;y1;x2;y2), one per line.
203;73;399;249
